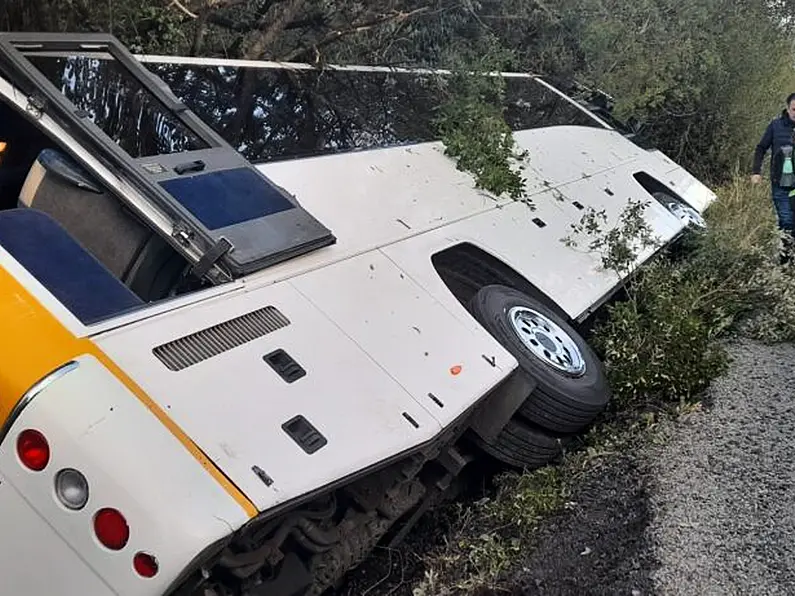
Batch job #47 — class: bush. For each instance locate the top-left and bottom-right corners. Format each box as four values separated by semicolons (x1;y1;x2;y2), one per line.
591;258;731;405
574;175;795;405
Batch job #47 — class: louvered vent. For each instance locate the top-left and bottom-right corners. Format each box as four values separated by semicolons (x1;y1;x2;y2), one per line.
153;306;290;371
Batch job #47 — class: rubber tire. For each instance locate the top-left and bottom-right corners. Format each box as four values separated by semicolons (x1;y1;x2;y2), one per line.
468;285;611;434
471;418;569;470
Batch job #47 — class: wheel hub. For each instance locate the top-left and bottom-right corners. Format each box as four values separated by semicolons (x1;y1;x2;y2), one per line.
507;306;586;376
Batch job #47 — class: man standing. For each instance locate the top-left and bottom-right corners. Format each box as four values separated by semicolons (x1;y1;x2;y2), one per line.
751;93;795;237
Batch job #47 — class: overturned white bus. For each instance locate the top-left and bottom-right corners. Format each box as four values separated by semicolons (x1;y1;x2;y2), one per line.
0;33;712;596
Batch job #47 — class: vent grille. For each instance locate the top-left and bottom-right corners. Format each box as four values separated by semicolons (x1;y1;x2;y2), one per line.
153;306;290;371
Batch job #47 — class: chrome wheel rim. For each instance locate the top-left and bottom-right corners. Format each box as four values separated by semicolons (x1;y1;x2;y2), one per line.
666;201;707;229
508;306;586;376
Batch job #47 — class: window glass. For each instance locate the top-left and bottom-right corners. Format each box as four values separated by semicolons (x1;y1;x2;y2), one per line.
26;52;209;159
144;63;603;164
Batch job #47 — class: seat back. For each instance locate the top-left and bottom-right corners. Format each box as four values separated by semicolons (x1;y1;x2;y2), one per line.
18;149;188;301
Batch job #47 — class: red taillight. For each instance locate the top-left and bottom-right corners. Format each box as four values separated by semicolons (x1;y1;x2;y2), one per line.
133;552;159;578
17;429;50;471
94;508;130;550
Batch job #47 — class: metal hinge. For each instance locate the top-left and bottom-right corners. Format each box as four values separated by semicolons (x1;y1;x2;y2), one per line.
171;222;233;283
25;93;46;119
191;236;234;281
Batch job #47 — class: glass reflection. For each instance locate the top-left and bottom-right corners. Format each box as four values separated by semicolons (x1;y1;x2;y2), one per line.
26;53;209;159
144;63;603;164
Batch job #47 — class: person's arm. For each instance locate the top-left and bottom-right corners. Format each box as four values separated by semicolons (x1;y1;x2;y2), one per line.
752;121;774;182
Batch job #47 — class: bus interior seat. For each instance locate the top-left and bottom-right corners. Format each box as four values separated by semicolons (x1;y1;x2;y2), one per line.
0;99;55;210
0;208;144;324
18;148;190;303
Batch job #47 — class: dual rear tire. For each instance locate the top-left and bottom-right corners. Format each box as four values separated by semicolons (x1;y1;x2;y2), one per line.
467;284;611;469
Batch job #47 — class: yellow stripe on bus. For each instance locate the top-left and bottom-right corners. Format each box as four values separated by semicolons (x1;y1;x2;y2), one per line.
0;265;259;519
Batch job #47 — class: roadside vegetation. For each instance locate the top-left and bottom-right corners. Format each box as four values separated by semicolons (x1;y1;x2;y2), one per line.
6;1;795;594
7;0;795;183
411;40;795;592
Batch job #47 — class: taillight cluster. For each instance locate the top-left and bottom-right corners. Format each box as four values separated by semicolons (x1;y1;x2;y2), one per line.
15;428;159;579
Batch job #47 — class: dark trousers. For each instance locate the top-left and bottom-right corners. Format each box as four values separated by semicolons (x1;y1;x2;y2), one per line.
772;184;795;233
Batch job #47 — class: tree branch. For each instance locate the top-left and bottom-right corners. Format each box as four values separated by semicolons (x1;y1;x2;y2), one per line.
278;6;431;62
205;8;325;34
168;0;198;19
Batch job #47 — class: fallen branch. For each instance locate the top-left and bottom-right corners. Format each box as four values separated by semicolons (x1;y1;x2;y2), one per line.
168;0;198;19
243;0;306;60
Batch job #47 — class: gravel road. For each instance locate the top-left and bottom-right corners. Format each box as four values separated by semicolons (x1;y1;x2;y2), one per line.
517;339;795;595
645;339;795;595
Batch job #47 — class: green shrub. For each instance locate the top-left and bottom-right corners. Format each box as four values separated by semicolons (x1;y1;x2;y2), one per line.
572;176;795;405
411;467;569;596
591;258;731;405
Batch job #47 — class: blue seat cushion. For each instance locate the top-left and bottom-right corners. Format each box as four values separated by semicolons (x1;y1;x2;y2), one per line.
0;208;144;324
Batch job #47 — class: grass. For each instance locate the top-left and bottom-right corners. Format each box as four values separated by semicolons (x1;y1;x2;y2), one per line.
409;174;795;595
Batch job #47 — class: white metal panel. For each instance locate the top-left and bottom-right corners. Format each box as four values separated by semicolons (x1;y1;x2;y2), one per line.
290;251;516;426
379;233;504;336
622;148;716;213
514;126;649;187
248;141;504;283
555;166;686;244
382;173;686;325
0;473;116;596
245;126;658;290
656;164;716;212
0;355;247;596
380;195;606;319
94;281;441;513
646;148;680;172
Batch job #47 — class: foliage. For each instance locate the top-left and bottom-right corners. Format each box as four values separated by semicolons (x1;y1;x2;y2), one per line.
412;467;569;595
563;197;661;280
590;258;732;405
0;0;188;54
700;177;795;343
433;40;530;203
567;0;795;183
567;176;795;405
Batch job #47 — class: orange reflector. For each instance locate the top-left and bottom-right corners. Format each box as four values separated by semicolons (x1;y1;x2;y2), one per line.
450;365;462;376
0;141;6;153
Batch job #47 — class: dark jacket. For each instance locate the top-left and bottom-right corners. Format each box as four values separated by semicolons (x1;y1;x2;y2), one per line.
753;110;795;187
